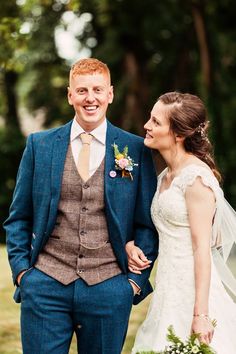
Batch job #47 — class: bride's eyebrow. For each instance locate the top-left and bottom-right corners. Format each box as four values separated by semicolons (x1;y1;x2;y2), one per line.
150;112;156;119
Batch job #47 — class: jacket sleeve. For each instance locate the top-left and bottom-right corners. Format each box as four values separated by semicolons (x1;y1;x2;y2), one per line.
3;134;34;284
128;144;159;301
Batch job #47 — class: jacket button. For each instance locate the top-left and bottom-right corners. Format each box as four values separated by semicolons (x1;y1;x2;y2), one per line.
82;207;88;212
83;184;89;189
78;254;84;259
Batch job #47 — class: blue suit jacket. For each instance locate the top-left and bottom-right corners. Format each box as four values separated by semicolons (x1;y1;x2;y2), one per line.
4;120;158;304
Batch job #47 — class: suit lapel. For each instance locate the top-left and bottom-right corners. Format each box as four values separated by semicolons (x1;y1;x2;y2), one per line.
51;122;72;195
46;121;72;235
105;121;119;181
104;123;123;227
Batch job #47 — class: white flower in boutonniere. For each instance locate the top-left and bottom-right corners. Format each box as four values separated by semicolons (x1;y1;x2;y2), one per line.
112;143;138;181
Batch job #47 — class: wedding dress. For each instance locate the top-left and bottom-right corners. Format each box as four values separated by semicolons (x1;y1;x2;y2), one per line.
132;164;236;354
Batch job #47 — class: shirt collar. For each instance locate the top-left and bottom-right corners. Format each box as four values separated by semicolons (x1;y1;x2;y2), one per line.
70;118;107;145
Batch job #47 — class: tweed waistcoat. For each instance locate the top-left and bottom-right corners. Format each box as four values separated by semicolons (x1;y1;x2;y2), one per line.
35;145;122;285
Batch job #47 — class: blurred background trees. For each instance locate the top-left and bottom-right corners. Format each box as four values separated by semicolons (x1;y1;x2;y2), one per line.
1;0;236;242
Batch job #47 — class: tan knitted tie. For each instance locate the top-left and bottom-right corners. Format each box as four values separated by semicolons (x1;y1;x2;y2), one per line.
77;133;93;182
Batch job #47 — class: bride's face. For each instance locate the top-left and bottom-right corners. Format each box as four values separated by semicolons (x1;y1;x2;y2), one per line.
144;100;175;151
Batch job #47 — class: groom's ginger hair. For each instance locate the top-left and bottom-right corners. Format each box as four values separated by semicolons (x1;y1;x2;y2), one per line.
69;58;111;84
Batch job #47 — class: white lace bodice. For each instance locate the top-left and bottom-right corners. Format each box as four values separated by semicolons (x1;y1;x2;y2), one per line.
151;164;222;248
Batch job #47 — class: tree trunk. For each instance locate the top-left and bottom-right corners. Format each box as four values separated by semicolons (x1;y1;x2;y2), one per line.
122;52;150;136
191;0;224;160
4;70;22;132
191;2;211;92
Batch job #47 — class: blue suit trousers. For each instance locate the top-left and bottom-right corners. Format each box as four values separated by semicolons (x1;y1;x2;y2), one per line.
20;268;134;354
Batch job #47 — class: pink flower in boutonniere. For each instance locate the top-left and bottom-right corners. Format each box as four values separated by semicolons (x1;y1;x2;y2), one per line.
117;158;129;169
112;143;138;180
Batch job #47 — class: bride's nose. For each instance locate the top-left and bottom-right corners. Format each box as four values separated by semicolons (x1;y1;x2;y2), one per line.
144;119;151;130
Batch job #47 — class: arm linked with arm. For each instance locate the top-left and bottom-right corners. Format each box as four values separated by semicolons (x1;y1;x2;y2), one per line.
127;144;158;293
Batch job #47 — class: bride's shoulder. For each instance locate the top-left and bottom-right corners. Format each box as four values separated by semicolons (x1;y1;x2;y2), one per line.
177;162;220;192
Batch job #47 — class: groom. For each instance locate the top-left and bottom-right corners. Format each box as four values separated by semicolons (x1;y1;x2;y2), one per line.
4;58;158;354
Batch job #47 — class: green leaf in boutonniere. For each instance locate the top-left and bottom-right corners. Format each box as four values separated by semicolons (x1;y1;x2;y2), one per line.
112;143;138;180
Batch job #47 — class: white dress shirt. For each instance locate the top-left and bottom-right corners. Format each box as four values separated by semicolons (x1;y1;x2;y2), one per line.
70;118;107;177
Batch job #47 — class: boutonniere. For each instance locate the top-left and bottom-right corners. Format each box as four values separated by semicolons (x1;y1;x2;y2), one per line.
112;143;138;181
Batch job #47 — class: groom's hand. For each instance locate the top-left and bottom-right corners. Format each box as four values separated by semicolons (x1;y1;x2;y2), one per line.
16;270;27;285
126;241;152;274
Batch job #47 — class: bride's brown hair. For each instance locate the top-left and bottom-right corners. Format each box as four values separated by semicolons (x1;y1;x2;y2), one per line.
158;91;221;181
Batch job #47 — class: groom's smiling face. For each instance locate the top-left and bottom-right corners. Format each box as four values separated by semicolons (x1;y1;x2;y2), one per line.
67;72;114;131
144;101;175;151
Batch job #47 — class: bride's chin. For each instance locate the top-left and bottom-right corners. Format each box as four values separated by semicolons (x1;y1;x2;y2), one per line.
144;139;155;150
144;138;151;146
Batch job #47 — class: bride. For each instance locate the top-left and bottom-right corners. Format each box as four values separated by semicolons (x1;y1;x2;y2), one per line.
126;92;236;353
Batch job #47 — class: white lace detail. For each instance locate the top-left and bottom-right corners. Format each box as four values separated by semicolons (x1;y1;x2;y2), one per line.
132;164;236;354
174;164;220;194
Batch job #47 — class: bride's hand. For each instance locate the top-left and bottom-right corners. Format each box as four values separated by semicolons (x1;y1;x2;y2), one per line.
191;315;214;345
125;241;152;274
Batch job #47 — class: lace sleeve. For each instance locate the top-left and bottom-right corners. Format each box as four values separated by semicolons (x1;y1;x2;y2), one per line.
176;164;236;298
175;165;223;245
176;164;220;196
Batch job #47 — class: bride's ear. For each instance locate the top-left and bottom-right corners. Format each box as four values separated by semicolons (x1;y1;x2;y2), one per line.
175;134;185;143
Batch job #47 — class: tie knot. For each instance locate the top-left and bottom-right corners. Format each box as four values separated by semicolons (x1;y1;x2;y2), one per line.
80;133;93;145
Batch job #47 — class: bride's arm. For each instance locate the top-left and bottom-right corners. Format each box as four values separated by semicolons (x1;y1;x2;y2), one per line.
186;177;216;345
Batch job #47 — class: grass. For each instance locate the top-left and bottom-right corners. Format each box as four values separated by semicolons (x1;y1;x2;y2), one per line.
0;246;22;354
0;245;154;354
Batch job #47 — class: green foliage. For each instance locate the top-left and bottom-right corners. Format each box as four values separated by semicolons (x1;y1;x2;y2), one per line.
113;143;120;157
0;128;25;243
0;17;28;71
137;326;216;354
0;1;33;71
